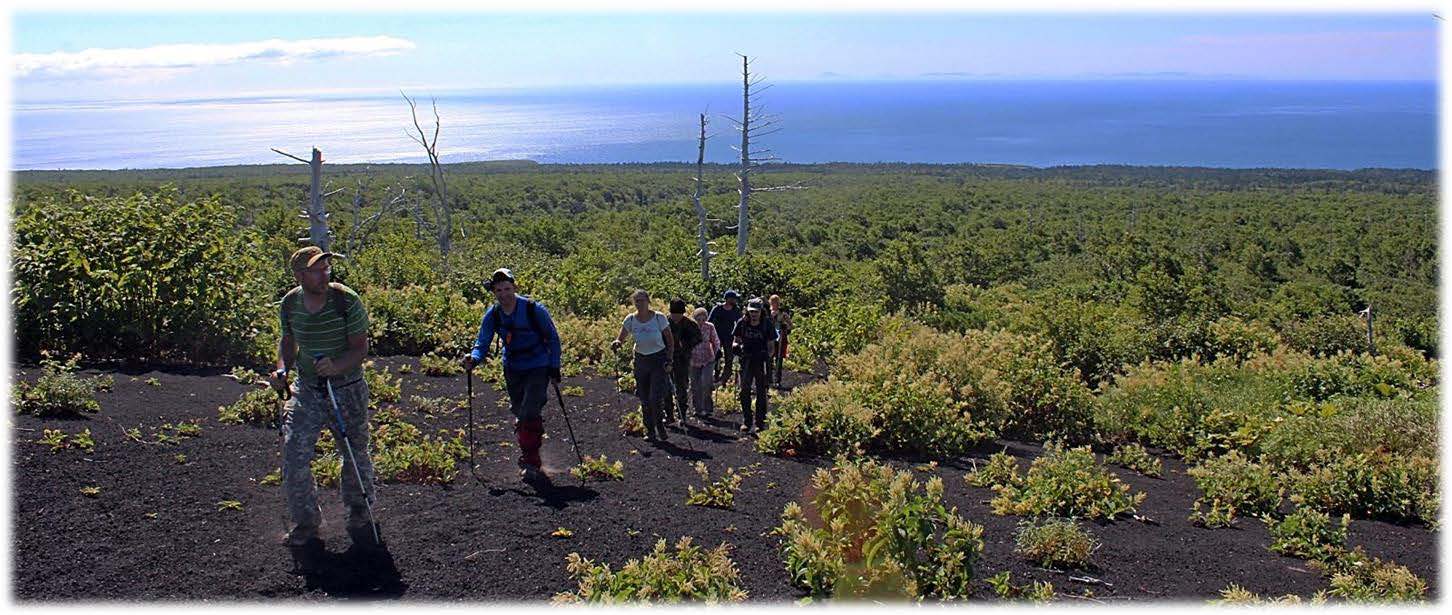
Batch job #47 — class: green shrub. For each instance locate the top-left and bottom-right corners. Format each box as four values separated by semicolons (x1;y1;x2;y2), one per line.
1105;443;1163;478
619;410;645;437
790;300;885;372
1266;508;1348;562
685;463;744;510
311;411;466;485
1280;314;1371;357
1289;453;1437;524
365;285;480;356
1321;548;1428;602
1013;518;1098;570
1094;355;1286;460
755;380;875;458
965;451;1020;488
1211;585;1312;605
36;429;69;453
229;366;261;386
1203;316;1279;362
990;443;1145;520
554;537;748;604
771;457;986;601
364;361;401;405
1187;451;1283;528
418;352;462;376
571;455;625;481
13;360;106;417
218;388;279;426
11;187;274;363
985;572;1054;602
1258;396;1437;470
409;395;461;418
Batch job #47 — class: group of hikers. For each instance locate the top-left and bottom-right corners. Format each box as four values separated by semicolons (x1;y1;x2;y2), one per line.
265;246;793;548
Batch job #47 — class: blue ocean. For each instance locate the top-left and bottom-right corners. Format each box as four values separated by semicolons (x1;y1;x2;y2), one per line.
11;80;1436;170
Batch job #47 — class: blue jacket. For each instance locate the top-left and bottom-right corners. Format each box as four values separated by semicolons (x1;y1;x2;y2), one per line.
469;297;562;373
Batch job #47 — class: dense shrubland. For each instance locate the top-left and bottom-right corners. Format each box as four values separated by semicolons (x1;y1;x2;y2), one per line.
11;164;1437;602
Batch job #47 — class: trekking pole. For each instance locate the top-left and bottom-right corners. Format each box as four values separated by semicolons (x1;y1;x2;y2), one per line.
317;358;381;546
466;366;485;484
551;381;586;467
272;369;291;537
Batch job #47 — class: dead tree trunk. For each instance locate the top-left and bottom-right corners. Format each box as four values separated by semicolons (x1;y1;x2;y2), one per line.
692;112;717;282
272;146;344;251
724;54;803;256
403;92;453;259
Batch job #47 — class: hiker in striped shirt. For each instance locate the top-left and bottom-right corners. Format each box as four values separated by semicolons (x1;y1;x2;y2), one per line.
266;246;376;548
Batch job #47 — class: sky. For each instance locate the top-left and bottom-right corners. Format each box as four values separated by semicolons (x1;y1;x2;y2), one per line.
10;11;1440;102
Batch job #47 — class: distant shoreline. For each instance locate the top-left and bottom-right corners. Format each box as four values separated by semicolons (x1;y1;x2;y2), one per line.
12;161;1437;178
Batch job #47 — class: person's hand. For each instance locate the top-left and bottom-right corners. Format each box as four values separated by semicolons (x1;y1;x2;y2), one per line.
267;369;288;394
610;339;622;351
462;355;476;372
314;357;339;378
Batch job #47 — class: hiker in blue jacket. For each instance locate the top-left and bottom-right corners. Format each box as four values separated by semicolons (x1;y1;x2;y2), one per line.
460;268;562;485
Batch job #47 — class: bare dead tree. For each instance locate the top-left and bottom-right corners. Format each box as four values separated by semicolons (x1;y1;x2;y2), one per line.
402;91;454;258
341;168;415;256
272;146;345;251
723;54;805;256
691;112;721;282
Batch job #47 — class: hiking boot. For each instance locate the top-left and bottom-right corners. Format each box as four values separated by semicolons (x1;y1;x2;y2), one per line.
520;464;546;483
286;524;319;547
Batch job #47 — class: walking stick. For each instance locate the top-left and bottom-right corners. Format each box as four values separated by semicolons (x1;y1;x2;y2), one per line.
466;366;486;484
552;381;586;467
273;369;291;537
316;358;381;546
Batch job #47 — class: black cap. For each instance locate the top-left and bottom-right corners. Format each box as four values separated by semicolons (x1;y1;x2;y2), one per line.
487;268;516;290
724;290;740;301
746;298;764;312
669;298;688;314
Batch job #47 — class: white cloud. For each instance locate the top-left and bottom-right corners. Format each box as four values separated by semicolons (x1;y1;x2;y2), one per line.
14;36;416;80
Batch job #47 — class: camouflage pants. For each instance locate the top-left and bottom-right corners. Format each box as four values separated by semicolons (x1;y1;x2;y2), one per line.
282;377;373;529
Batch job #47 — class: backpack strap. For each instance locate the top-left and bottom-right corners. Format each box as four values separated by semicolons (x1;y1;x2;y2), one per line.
328;282;353;324
492;297;550;354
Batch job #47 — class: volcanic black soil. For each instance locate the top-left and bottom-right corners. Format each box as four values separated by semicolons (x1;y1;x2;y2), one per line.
10;358;1439;602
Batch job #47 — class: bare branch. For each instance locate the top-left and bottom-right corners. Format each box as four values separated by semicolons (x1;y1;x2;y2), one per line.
271;148;310;164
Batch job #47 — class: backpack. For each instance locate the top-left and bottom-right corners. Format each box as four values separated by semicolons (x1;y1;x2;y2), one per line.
491;297;549;356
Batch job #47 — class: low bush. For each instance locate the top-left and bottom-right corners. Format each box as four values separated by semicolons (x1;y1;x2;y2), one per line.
1212;585;1314;605
364;362;402;406
984;572;1054;602
13;360;107;417
1187;451;1283;528
685;463;745;509
409;395;462;418
1105;443;1163;478
754;381;874;458
571;455;625;481
418;352;462;377
990;443;1145;520
964;451;1020;489
1289;452;1437;524
553;537;748;604
218;388;279;426
37;428;94;453
1013;518;1098;570
619;410;645;437
1320;548;1428;602
771;457;986;601
1265;508;1348;563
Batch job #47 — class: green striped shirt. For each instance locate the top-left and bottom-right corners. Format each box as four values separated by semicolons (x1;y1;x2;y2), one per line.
279;284;369;383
